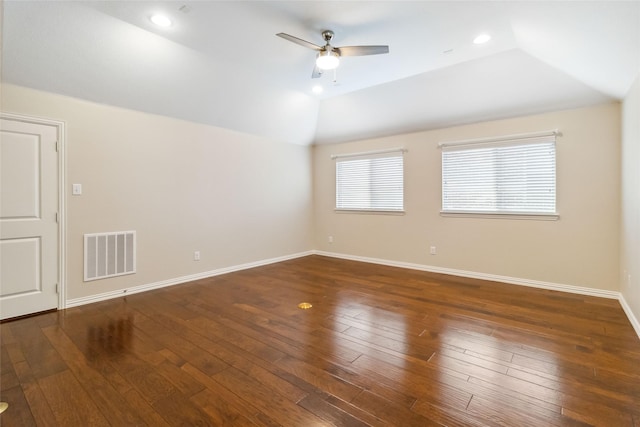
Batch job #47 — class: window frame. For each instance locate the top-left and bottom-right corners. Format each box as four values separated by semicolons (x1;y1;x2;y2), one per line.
333;148;406;214
439;131;559;220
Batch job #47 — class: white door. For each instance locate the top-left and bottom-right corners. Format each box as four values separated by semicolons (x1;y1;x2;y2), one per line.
0;116;59;319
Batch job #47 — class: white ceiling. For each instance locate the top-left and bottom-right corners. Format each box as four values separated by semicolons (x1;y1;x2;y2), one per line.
2;1;639;145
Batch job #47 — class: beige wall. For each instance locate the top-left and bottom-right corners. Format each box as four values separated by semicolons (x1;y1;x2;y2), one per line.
2;84;314;300
314;103;621;291
1;83;627;308
621;73;640;324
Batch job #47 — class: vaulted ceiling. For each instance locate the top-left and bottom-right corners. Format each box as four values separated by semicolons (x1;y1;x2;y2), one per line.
3;1;639;145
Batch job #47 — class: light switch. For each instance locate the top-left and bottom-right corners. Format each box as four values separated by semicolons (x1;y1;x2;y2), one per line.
72;183;82;195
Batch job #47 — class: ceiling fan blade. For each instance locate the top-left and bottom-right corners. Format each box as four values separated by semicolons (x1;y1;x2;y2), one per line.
311;64;322;79
276;33;323;51
336;45;389;56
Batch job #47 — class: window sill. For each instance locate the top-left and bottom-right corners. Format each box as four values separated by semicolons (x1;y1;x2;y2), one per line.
335;209;405;216
440;211;559;221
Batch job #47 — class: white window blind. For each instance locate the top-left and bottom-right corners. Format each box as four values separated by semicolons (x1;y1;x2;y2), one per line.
335;149;404;212
441;133;557;216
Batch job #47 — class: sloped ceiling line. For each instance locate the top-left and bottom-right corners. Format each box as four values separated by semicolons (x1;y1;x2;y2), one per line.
2;1;638;145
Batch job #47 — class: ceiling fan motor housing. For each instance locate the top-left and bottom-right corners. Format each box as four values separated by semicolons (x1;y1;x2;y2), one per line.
322;30;335;43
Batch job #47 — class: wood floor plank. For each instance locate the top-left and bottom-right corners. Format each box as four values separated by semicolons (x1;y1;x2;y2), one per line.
37;370;110;426
3;340;58;427
190;388;261;426
350;389;443;426
435;346;510;374
317;355;418;408
467;374;563;409
466;395;578;427
323;395;389;427
0;386;37;427
561;404;634;427
274;354;364;403
350;353;472;411
1;255;639;426
133;316;229;376
0;345;20;392
212;366;332;426
508;364;639;412
41;325;151;426
297;393;372;427
410;399;493;427
121;388;173;427
5;320;67;380
151;390;217;426
108;352;178;405
183;363;275;426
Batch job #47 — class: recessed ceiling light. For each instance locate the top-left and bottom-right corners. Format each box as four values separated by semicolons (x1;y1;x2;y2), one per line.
312;85;323;94
473;34;491;45
150;14;172;27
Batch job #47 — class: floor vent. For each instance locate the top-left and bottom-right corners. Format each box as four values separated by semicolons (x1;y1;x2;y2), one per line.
84;231;136;282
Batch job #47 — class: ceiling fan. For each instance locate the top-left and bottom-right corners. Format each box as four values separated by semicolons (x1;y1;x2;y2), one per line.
276;30;389;78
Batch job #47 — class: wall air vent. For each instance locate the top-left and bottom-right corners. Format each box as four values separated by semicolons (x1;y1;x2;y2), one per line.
84;231;136;282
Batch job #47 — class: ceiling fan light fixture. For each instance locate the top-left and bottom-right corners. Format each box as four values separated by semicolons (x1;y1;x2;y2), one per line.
316;50;340;70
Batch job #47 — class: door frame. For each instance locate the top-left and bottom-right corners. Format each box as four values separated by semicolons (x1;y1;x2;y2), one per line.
1;112;67;310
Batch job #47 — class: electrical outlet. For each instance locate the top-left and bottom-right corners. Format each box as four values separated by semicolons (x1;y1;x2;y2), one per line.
194;251;200;261
430;246;437;255
328;236;333;244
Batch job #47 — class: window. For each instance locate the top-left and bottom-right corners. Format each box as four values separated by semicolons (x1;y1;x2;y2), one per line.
441;132;557;217
334;149;404;212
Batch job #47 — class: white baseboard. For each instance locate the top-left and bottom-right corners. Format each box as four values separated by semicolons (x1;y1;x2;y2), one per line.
65;250;314;308
619;293;640;339
313;250;620;299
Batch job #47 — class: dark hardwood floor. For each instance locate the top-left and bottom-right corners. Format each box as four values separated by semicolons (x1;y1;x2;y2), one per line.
2;255;639;426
